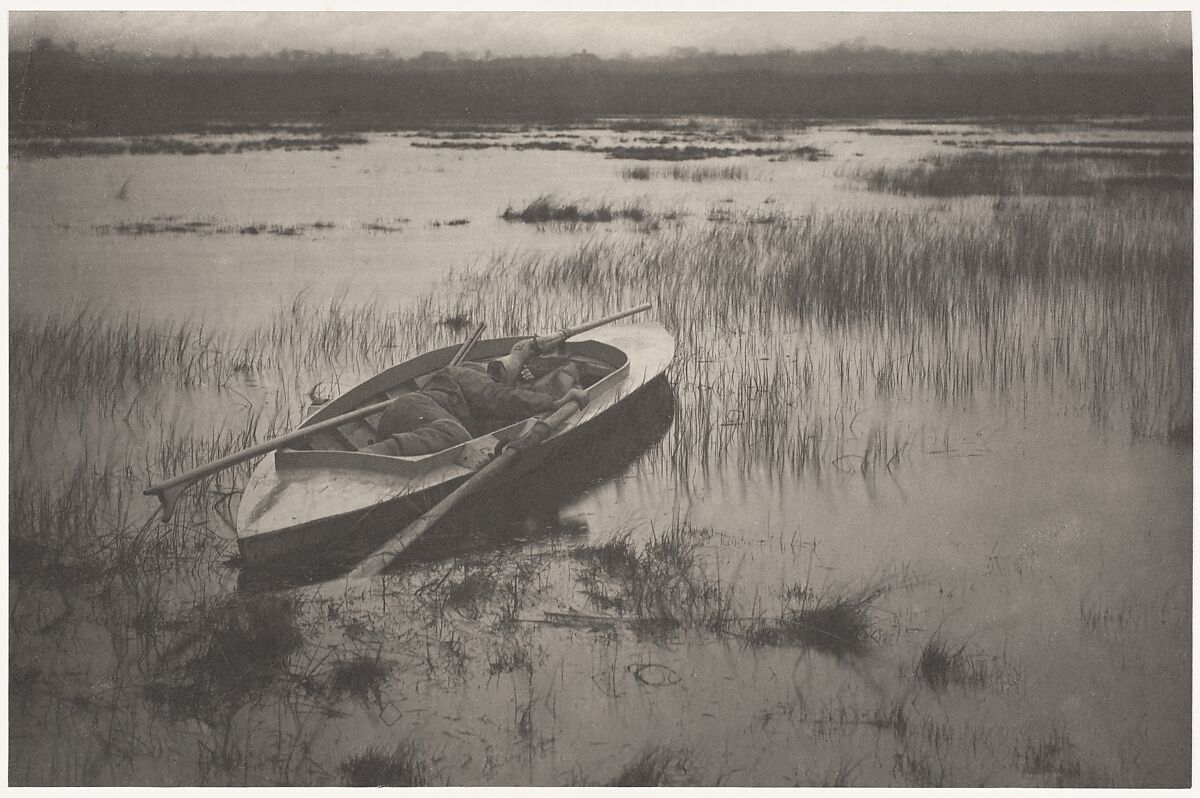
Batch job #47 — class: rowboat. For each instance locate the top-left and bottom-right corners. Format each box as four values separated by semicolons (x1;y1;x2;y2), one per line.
235;321;675;569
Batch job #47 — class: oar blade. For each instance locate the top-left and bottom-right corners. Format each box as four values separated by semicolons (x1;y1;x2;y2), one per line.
145;482;188;523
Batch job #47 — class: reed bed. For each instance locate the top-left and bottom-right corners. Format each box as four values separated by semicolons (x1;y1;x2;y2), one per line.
621;164;751;181
846;149;1191;197
12;133;369;159
13;181;1190;503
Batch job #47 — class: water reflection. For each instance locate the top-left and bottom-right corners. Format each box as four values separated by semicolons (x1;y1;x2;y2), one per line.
237;379;675;590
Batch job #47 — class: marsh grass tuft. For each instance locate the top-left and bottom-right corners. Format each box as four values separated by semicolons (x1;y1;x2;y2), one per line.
437;312;472;333
606;747;695;787
621;164;750;181
325;652;393;706
501;195;651;225
444;566;499;618
893;749;945;787
915;638;990;689
147;594;304;718
846;127;935;136
1020;730;1084;786
572;525;734;635
571;532;639;579
339;742;431;787
744;582;886;656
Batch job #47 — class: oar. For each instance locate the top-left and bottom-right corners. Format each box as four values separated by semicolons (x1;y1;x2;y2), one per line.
485;303;653;384
449;321;487;365
347;397;585;580
143;322;486;523
531;303;652;351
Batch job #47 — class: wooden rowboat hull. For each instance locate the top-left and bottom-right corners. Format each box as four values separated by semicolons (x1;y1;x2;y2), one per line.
235;322;675;569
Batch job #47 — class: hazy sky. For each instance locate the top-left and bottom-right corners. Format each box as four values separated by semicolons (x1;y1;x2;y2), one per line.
8;9;1191;58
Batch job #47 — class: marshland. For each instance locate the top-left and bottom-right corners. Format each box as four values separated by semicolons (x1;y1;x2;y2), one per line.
10;108;1191;786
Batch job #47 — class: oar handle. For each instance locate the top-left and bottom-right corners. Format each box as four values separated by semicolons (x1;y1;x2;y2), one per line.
533;303;652;351
450;322;486;366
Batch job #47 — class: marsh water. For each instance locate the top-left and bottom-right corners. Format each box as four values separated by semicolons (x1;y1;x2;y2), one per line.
9;118;1191;785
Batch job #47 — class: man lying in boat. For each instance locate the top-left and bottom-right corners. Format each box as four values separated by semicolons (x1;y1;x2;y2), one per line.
361;339;589;457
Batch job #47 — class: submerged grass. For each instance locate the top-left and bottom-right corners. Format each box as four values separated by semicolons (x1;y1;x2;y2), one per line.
339;742;431;787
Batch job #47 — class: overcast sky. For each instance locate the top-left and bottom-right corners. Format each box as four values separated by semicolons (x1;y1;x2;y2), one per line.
8;9;1191;58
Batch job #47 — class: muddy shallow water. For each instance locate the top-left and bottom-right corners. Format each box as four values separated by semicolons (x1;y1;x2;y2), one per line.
8;118;1191;786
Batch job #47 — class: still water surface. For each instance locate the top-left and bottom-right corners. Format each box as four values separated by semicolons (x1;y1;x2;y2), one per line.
8;120;1191;785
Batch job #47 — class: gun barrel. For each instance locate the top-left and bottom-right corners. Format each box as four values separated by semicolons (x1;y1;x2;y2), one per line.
533;303;652;350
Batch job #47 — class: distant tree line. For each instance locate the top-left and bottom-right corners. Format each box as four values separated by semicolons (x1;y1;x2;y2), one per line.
10;38;1192;135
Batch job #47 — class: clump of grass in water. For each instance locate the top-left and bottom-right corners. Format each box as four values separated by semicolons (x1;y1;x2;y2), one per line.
668;163;750;181
486;641;532;675
744;582;886;656
501;195;650;224
325;652;393;706
606;143;824;161
146;594;304;718
571;532;640;579
571;525;734;635
443;565;499;619
845;127;935;136
606;747;695;787
437;312;472;333
339;741;431;787
915;637;990;689
1020;729;1085;787
894;749;945;787
621;164;750;181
